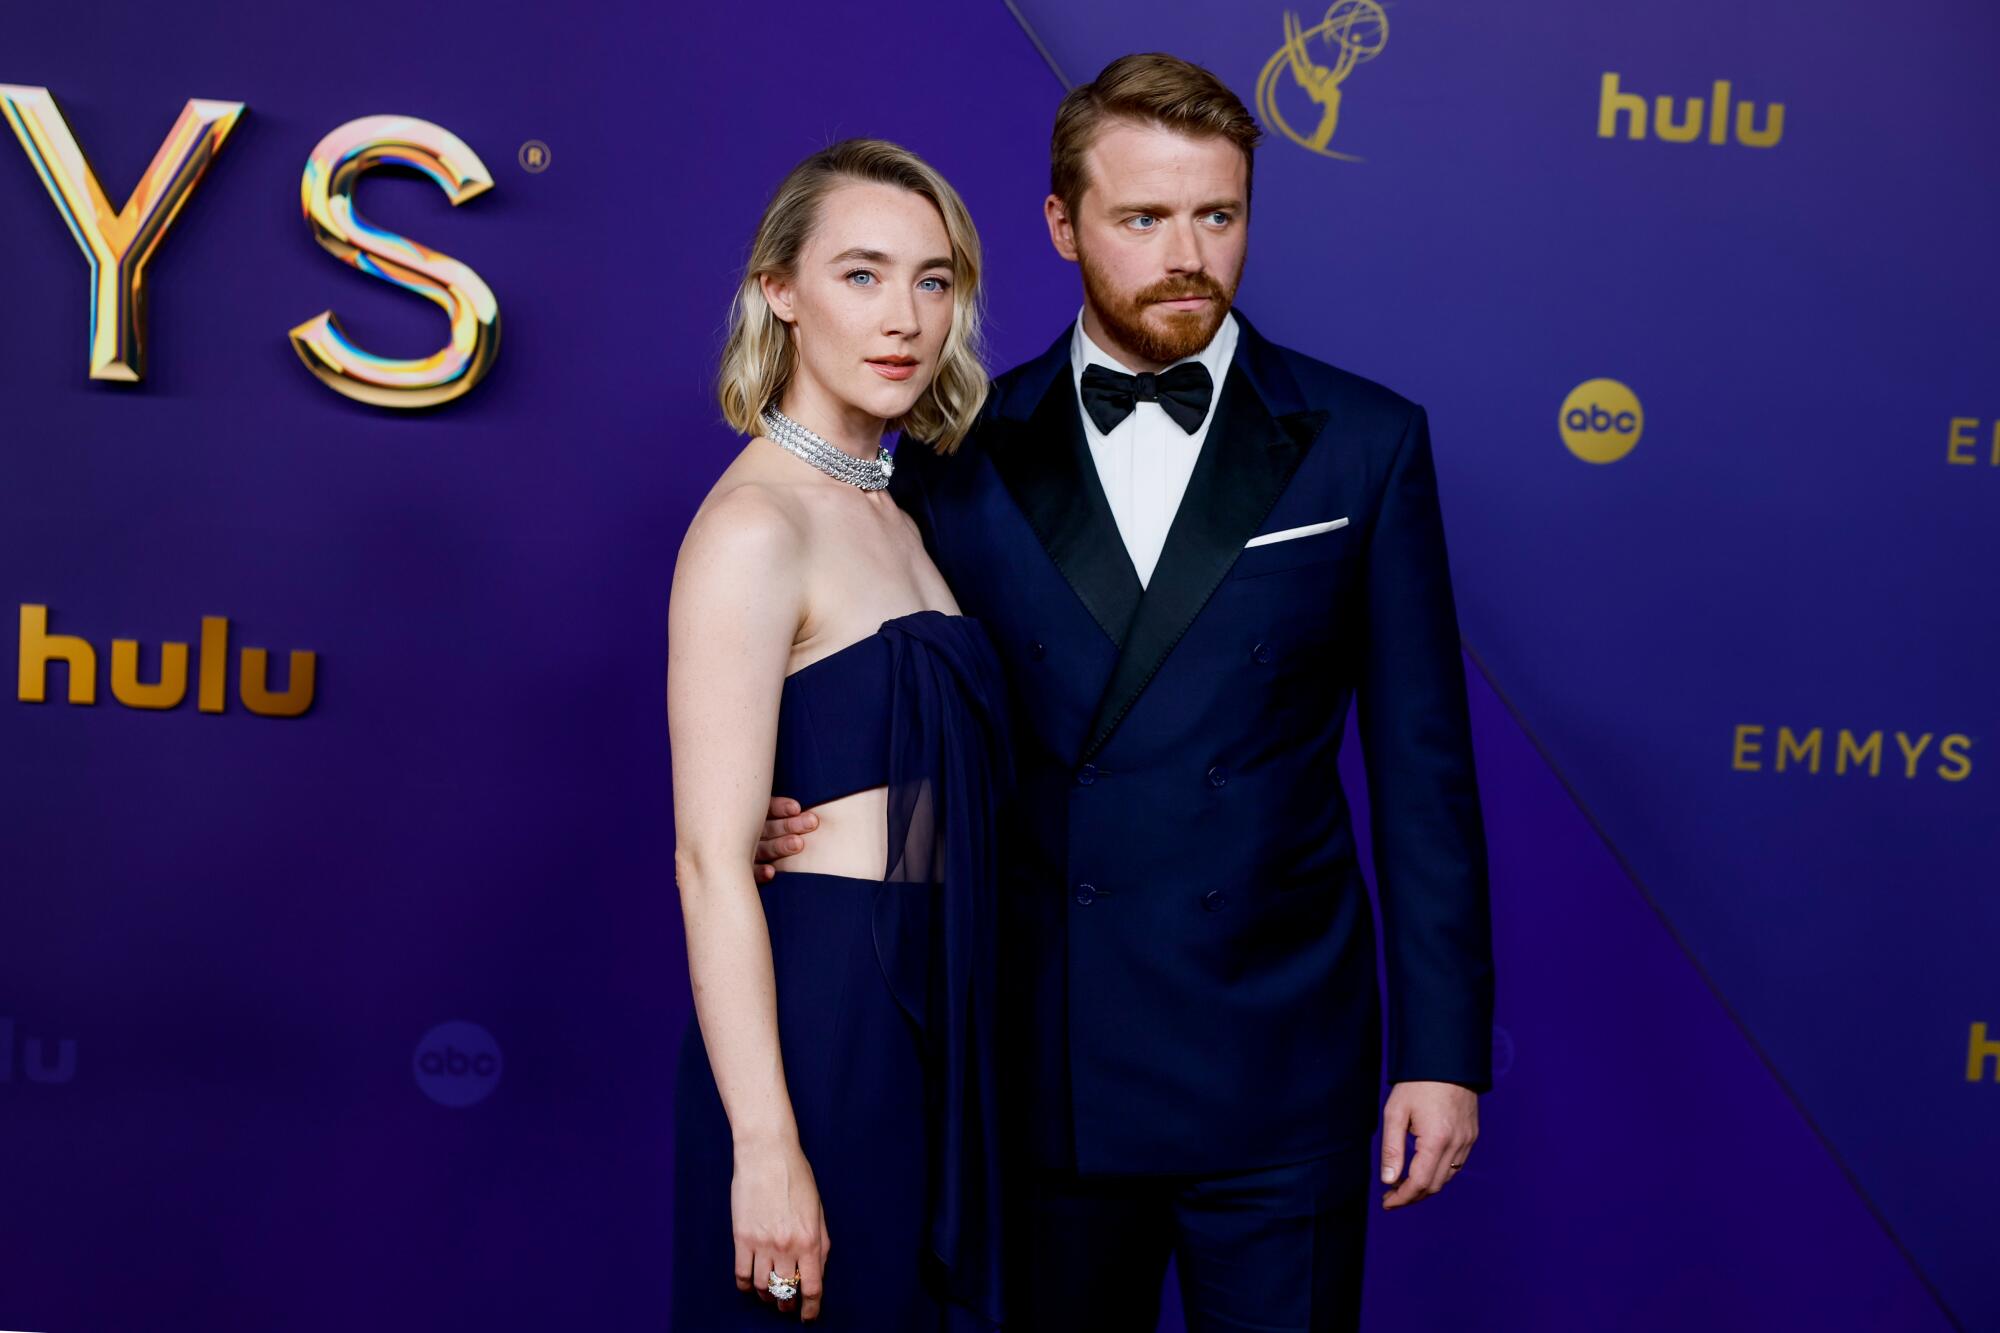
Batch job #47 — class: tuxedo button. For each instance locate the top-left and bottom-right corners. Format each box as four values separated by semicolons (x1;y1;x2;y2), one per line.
1252;642;1272;664
1029;640;1047;660
1076;764;1097;786
1202;889;1226;912
1207;765;1229;788
1075;883;1096;906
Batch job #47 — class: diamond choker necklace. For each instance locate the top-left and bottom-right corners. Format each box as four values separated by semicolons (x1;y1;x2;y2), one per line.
761;408;895;492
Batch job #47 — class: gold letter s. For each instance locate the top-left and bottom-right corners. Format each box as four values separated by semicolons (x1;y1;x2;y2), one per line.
288;115;500;409
1937;734;1973;782
0;86;244;381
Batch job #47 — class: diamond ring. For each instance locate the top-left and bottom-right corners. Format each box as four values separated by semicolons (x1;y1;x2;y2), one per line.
767;1268;800;1301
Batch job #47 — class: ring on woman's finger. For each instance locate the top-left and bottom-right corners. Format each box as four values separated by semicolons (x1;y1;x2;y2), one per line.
767;1267;801;1302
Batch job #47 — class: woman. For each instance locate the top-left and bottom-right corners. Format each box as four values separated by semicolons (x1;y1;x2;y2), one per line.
667;139;1008;1329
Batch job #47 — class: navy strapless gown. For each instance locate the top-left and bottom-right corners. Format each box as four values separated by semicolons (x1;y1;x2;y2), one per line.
672;610;1011;1330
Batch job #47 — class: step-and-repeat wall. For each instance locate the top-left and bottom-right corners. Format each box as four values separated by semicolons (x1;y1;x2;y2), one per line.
2;2;1992;1329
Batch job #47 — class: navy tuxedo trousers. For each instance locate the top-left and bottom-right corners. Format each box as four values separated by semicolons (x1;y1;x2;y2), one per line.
1009;1138;1374;1332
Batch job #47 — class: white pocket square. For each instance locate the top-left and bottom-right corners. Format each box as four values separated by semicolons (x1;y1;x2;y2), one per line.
1244;517;1348;548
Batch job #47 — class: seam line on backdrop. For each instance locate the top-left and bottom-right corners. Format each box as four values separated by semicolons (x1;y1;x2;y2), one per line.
985;4;1963;1315
1003;0;1072;90
1459;638;1967;1333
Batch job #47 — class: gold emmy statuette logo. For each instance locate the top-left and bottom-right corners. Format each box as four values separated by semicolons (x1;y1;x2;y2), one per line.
1558;379;1642;463
1257;1;1389;162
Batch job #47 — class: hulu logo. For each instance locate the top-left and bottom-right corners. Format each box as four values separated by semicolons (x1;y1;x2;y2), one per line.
1597;73;1784;148
0;1018;77;1085
17;604;316;717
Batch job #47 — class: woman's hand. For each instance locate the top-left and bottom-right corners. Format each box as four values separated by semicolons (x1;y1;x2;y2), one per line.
732;1136;830;1320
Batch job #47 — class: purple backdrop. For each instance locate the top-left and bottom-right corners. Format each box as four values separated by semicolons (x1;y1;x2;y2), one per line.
1;1;1992;1330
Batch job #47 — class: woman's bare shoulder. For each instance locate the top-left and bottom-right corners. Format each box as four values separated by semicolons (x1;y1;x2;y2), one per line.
679;447;810;569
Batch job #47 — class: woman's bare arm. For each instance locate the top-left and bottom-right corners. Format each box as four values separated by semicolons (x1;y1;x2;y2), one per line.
667;484;829;1315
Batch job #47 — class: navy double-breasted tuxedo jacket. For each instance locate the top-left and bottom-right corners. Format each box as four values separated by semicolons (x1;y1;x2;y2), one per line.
890;311;1495;1177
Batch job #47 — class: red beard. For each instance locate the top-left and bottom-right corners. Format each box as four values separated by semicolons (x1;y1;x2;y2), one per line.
1078;247;1239;365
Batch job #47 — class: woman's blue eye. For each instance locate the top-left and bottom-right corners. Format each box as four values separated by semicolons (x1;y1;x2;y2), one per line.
918;276;950;293
846;270;877;286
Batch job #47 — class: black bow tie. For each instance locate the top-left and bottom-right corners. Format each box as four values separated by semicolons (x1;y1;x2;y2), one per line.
1079;361;1214;436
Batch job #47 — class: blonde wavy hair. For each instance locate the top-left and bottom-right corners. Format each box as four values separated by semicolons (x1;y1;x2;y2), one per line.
718;139;988;454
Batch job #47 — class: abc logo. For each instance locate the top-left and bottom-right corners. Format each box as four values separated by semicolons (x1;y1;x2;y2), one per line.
413;1020;502;1108
1558;378;1643;463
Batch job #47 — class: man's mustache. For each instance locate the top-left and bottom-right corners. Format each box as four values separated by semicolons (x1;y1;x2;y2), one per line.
1134;274;1230;305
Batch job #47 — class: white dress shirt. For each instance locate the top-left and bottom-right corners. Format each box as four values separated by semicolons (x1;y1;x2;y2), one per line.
1071;308;1240;589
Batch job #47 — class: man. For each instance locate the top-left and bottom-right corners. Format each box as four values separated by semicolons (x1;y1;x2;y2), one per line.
760;52;1494;1330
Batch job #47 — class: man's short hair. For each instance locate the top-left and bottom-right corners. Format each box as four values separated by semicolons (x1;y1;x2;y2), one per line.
1050;52;1263;217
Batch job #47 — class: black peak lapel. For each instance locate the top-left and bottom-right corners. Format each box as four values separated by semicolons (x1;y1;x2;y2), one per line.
987;355;1144;648
1081;360;1329;760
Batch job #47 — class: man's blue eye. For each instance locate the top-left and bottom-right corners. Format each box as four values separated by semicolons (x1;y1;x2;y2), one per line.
1205;212;1231;226
1129;215;1156;230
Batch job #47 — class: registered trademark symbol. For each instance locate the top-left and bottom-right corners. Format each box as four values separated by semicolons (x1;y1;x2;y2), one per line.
518;139;551;173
